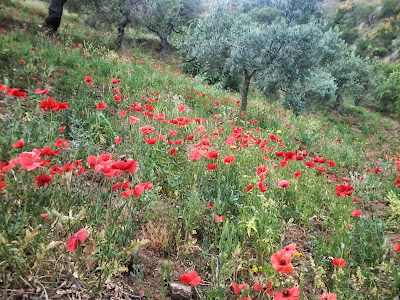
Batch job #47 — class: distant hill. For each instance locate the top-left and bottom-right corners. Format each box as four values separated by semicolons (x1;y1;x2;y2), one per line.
323;0;400;62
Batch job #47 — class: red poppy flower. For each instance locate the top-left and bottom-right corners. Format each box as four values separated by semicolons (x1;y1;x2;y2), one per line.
6;86;27;98
294;170;302;178
139;125;155;136
59;126;66;133
114;137;122;144
335;184;354;197
351;210;362;217
40;213;50;221
169;148;176;156
258;181;267;192
327;161;336;167
0;181;7;193
253;282;273;295
271;249;294;274
305;161;316;168
66;228;88;252
132;184;145;197
214;215;223;223
246;184;253;192
144;138;157;145
320;293;337;300
256;165;267;176
35;88;49;95
39;97;68;111
74;166;85;176
34;173;54;187
12;139;24;148
129;116;139;123
121;190;131;198
111;78;120;83
0;83;5;91
282;243;297;255
54;139;70;148
18;152;41;171
394;243;400;252
207;163;218;170
189;148;205;160
278;180;290;188
111;159;138;174
232;282;248;294
207;203;214;209
114;95;121;101
223;155;234;165
333;258;346;268
180;270;202;286
36;146;60;156
280;160;288;168
206;150;219;159
284;151;294;161
274;287;300;300
353;197;361;203
96;101;106;110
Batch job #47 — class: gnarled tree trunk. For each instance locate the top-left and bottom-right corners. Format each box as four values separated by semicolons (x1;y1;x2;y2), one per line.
160;35;171;56
239;69;255;116
115;19;128;50
45;0;68;32
336;95;343;116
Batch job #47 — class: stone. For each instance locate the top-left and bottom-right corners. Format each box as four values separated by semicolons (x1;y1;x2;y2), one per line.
170;283;192;300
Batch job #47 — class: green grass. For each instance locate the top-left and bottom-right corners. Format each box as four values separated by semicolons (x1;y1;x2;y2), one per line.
1;1;400;299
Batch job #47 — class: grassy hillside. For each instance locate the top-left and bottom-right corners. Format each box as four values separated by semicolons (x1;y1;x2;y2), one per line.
1;1;400;299
324;0;400;62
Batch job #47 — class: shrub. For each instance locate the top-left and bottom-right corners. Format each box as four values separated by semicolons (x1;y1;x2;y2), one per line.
379;0;400;19
376;71;400;116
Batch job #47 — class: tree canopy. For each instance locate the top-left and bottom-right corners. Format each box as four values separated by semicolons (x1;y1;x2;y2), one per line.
182;2;345;115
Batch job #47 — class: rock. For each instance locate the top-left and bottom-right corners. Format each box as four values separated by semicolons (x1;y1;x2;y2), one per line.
170;283;192;300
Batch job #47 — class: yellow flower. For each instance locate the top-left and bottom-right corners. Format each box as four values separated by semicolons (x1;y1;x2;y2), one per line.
231;145;237;149
251;266;258;272
293;251;302;258
276;130;282;134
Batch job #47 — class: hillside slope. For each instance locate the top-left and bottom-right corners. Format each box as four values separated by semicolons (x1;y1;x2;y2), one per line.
323;0;400;62
1;1;400;299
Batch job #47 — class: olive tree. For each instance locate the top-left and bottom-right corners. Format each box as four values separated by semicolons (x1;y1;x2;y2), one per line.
182;3;344;114
132;0;200;55
325;52;378;115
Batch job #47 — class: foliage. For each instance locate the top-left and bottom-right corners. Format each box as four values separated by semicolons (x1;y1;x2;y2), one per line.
333;3;375;29
379;0;400;19
132;0;200;55
376;71;400;116
1;2;400;300
182;2;345;114
324;52;379;112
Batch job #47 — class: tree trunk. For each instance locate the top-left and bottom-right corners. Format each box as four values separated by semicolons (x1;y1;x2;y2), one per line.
160;36;171;56
354;96;362;106
45;0;68;32
336;95;343;116
240;69;253;116
115;20;128;50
